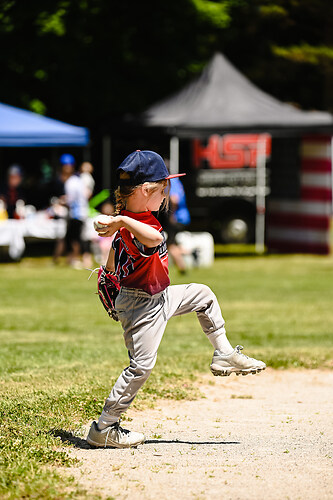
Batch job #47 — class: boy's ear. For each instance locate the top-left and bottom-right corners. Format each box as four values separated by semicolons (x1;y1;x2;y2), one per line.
141;184;150;197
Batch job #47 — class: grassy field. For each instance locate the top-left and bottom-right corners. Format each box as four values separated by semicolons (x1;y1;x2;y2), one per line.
0;253;333;498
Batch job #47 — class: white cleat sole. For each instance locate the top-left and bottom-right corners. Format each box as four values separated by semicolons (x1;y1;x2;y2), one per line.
210;365;266;377
86;422;145;449
87;436;145;449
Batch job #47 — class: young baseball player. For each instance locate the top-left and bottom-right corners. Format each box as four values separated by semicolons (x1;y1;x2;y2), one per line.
87;150;266;449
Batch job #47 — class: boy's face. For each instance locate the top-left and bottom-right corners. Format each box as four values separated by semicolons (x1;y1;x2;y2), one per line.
146;184;167;212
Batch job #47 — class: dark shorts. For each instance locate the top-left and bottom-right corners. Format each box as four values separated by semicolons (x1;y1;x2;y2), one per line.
65;218;83;246
167;222;186;245
81;239;91;253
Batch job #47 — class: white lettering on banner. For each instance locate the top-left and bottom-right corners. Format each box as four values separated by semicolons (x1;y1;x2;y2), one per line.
196;186;271;198
197;169;257;185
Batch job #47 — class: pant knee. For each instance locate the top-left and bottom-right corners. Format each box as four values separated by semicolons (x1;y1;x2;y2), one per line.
194;284;224;332
190;284;217;313
128;357;156;381
190;283;216;302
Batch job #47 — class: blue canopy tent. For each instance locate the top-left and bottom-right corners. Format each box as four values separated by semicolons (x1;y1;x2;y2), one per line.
0;103;90;260
0;102;89;146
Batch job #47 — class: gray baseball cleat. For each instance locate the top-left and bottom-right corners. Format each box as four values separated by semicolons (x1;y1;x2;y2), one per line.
210;345;266;376
87;421;145;448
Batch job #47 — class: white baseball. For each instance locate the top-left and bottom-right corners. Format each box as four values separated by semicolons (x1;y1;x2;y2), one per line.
93;214;113;230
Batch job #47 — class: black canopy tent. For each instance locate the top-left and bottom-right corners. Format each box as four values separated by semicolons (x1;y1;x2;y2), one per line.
141;52;333;139
137;53;333;253
103;52;333;188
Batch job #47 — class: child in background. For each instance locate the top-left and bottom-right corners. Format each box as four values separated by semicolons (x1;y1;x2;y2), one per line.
92;200;116;264
87;150;266;449
165;175;191;273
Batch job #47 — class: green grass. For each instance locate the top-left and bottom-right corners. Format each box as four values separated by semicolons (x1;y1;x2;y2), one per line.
1;253;333;498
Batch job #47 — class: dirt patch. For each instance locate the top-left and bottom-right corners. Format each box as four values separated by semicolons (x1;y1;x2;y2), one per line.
66;369;333;499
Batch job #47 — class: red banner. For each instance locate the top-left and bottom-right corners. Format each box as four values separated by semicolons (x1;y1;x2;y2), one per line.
193;134;272;169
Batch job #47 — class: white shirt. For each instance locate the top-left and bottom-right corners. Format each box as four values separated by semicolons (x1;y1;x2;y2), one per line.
80;172;95;198
65;174;88;221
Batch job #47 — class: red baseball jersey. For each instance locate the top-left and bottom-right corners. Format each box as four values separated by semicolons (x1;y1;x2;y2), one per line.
112;210;170;295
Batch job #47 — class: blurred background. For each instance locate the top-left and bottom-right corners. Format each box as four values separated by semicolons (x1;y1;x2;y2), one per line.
0;0;333;262
1;5;333;497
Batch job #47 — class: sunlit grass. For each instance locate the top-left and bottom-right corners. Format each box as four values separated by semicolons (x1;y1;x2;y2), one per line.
0;252;333;497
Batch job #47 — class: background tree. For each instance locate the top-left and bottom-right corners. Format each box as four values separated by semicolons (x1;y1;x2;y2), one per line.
222;0;333;112
0;0;332;131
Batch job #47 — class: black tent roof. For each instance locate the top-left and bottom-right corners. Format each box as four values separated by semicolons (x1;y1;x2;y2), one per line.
141;53;333;136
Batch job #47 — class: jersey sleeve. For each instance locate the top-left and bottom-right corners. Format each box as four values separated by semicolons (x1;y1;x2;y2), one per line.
116;212;166;260
133;237;161;257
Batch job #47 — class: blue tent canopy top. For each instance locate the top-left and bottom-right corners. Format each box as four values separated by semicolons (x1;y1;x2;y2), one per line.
0;102;90;146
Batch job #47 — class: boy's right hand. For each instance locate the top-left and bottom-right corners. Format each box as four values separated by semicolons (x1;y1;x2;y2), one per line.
94;214;163;247
93;214;113;230
93;215;122;237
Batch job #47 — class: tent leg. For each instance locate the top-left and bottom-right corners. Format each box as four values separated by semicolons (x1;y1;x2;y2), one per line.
170;136;179;174
331;136;333;216
102;134;111;189
255;137;267;254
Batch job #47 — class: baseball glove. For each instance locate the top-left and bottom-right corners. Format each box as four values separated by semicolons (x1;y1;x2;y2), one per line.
97;266;121;321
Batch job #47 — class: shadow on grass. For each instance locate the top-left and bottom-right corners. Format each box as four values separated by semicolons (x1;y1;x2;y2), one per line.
50;430;240;448
50;429;91;449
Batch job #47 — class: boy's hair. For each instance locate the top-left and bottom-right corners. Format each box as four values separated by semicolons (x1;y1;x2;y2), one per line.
114;180;169;215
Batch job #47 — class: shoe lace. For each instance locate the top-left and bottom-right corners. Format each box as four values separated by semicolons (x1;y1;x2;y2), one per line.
112;421;130;436
235;345;249;359
87;267;99;280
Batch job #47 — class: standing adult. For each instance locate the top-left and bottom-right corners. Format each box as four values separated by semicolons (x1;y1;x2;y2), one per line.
61;154;89;269
166;176;191;273
0;165;26;219
79;161;95;200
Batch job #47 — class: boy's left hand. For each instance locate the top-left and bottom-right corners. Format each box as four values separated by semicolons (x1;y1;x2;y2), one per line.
97;266;120;321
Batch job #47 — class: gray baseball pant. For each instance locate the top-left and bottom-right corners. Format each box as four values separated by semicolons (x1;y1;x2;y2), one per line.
103;283;226;417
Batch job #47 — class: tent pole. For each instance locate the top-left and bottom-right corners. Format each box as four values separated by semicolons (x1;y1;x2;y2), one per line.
255;136;267;254
102;134;111;189
331;136;333;217
170;136;179;174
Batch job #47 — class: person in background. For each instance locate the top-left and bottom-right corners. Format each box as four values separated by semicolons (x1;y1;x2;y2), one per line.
92;200;115;264
165;176;191;273
80;161;95;200
52;161;71;265
79;161;96;268
0;165;26;218
61;154;89;269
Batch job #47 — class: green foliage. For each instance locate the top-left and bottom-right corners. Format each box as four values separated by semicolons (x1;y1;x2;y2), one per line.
190;0;231;28
36;7;68;36
259;4;288;18
29;98;47;115
0;1;15;33
0;0;332;125
0;253;332;497
272;43;333;64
